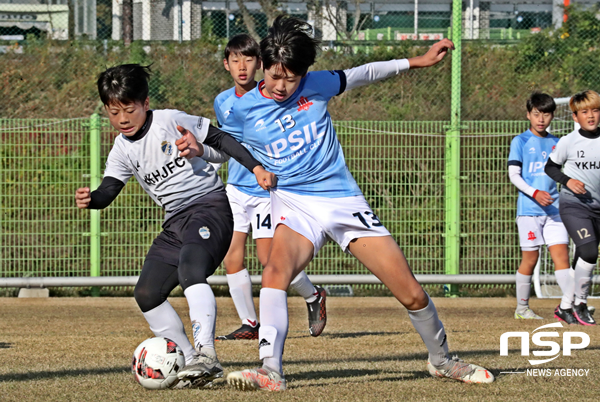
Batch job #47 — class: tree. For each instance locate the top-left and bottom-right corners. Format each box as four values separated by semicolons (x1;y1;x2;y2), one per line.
308;0;369;41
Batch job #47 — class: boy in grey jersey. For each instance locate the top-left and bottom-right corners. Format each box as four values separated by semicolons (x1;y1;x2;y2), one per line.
75;64;276;387
545;89;600;326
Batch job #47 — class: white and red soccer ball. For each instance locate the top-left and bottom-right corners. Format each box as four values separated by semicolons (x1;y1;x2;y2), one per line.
131;337;185;389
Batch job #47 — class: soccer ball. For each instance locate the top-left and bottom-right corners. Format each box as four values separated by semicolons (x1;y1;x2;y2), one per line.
131;337;185;389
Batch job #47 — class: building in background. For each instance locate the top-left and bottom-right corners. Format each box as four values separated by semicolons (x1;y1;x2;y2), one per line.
0;0;599;41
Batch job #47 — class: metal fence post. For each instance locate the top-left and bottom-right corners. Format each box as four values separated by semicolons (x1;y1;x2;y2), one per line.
444;0;462;296
90;114;102;295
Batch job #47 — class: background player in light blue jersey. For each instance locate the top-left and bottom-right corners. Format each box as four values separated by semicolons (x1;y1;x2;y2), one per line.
507;92;573;322
222;15;494;391
214;34;327;341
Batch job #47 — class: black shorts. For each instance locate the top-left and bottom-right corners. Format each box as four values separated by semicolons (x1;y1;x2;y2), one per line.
145;189;234;268
559;197;600;248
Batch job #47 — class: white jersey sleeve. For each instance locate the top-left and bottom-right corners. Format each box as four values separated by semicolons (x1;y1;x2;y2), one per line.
508;165;536;197
200;144;230;163
549;134;571;165
343;59;410;91
103;144;133;184
158;109;230;163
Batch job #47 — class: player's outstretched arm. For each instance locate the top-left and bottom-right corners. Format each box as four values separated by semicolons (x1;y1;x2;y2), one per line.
408;38;455;69
342;39;454;92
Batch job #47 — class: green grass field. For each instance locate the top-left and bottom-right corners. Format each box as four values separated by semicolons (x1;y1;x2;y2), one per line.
0;297;598;401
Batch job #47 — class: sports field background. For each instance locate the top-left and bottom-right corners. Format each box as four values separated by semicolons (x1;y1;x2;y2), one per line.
0;296;598;401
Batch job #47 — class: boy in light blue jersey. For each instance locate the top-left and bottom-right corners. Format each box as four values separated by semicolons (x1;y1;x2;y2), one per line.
221;16;494;391
213;34;326;341
507;92;573;323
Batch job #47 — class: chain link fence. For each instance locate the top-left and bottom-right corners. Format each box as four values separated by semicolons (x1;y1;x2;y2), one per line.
1;1;600;287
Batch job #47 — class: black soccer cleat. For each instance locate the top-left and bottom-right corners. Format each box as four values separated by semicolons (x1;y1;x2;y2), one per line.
307;285;327;337
573;303;597;326
216;323;260;340
554;305;579;325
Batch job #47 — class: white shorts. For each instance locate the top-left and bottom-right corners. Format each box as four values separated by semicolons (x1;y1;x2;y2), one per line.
226;184;273;239
516;215;569;251
270;189;391;257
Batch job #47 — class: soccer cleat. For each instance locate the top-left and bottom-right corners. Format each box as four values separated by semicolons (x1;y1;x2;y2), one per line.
589;305;596;316
514;308;543;320
307;285;327;337
173;377;217;389
216;323;260;341
573;303;597;326
427;356;494;384
554;305;579;325
227;366;286;391
177;350;223;387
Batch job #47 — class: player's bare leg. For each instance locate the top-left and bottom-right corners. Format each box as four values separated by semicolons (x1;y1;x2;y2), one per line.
227;225;314;391
218;231;260;340
348;235;494;384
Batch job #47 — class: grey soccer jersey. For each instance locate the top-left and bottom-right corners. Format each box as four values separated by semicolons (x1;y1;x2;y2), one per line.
103;109;224;219
549;129;600;204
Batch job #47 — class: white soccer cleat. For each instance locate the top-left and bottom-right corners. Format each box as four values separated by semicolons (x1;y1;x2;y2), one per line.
514;308;543;320
227;366;286;391
177;350;223;387
427;356;494;384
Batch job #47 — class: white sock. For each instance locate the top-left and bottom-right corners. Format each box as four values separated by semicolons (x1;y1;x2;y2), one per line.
184;283;217;353
515;272;532;311
574;259;596;305
407;294;450;368
227;269;258;327
555;268;575;310
142;300;195;364
259;288;288;375
289;271;318;302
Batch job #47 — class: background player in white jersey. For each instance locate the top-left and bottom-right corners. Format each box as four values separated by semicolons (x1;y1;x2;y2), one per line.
545;90;600;326
214;34;326;341
74;64;276;387
507;93;573;322
222;16;494;391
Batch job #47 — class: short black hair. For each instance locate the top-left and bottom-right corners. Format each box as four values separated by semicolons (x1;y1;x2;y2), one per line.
97;64;151;106
260;15;320;77
224;34;260;60
526;92;556;114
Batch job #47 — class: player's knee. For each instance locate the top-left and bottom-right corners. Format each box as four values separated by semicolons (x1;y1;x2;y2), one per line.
223;251;245;274
401;287;428;310
576;242;598;265
178;244;216;290
134;283;164;313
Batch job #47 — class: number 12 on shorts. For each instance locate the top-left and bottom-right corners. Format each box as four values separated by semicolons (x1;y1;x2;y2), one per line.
352;211;383;228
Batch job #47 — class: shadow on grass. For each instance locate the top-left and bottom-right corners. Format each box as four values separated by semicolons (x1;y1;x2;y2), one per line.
224;345;600;371
0;342;13;349
287;368;432;384
0;366;130;382
288;330;409;340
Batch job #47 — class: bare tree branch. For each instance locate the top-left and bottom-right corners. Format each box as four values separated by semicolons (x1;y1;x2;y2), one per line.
312;0;366;41
257;0;283;26
236;0;261;42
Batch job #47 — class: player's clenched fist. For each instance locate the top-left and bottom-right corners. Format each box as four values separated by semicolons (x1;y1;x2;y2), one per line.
253;166;277;190
75;187;91;209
